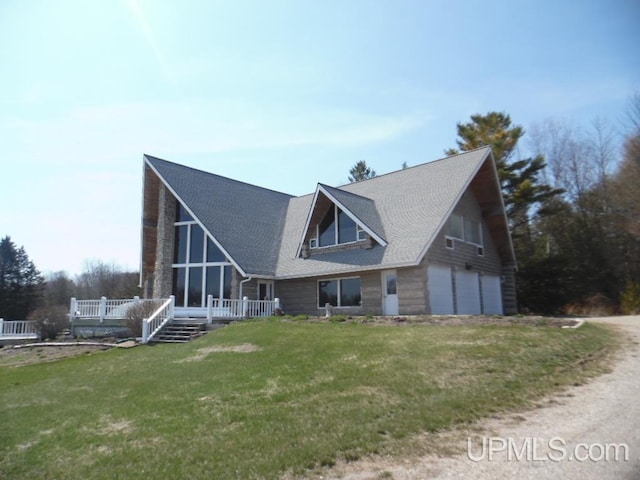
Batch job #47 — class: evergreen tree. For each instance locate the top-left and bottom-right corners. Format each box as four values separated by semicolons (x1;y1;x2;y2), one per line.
348;160;376;182
446;112;563;230
0;236;44;319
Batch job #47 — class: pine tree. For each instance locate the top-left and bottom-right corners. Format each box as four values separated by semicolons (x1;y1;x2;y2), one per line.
348;161;376;182
446;112;563;230
0;236;44;319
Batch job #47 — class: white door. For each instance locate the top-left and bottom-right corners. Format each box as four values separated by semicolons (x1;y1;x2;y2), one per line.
428;265;454;314
382;270;399;315
455;270;482;314
482;275;503;315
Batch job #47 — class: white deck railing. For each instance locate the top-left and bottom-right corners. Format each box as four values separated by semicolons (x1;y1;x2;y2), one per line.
141;296;175;344
70;296;163;323
205;296;280;322
0;319;39;337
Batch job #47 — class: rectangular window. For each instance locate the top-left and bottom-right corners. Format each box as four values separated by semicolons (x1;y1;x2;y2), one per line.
174;225;188;264
173;268;186;306
189;225;204;263
318;278;361;308
445;237;454;249
337;209;357;243
464;218;482;245
187;267;203;307
318;206;336;247
223;266;232;299
205;266;221;299
448;214;464;240
341;278;362;306
357;228;367;241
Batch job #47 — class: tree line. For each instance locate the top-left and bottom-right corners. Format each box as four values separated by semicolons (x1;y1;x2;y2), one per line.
0;236;140;321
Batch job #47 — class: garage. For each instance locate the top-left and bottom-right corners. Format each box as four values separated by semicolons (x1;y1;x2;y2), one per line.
481;274;503;315
428;265;454;314
428;264;503;315
455;270;482;314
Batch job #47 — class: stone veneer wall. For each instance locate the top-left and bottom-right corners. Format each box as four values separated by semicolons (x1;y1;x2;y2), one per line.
152;185;175;299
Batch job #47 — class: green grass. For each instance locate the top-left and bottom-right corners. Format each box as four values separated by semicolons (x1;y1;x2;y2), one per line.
0;321;617;479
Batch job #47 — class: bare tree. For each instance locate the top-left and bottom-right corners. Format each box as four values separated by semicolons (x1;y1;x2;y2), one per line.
75;260;140;299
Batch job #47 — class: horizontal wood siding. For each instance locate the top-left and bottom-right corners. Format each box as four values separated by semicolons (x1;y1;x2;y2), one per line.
426;190;502;275
397;265;428;315
276;271;382;316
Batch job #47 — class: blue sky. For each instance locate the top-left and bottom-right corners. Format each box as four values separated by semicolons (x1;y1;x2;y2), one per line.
0;0;638;276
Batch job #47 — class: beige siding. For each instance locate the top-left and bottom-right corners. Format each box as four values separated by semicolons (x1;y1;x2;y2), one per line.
276;271;382;316
397;265;428;315
426;190;502;275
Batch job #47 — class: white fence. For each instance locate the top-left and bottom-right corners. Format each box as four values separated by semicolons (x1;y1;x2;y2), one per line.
204;296;280;322
70;296;164;323
0;319;39;338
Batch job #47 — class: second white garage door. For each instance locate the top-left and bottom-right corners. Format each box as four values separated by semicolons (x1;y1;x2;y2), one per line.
428;264;503;315
455;270;482;314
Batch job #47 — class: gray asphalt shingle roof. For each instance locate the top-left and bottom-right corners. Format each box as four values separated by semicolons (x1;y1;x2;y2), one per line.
145;147;495;279
145;155;292;276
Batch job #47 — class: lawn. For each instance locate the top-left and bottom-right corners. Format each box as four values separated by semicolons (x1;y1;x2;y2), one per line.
0;319;616;479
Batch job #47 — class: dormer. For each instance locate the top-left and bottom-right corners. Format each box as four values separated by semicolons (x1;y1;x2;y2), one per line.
297;184;387;258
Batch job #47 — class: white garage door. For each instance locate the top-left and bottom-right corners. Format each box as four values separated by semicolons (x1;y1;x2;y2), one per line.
455;271;482;314
428;265;454;314
482;275;503;315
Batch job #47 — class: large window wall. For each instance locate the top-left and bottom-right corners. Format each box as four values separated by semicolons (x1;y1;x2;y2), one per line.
173;202;232;307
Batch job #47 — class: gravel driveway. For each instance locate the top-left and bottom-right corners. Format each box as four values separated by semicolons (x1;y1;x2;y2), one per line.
323;316;640;480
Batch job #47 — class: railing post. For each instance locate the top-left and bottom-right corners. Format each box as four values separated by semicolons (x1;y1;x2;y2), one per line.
206;295;213;324
0;318;3;336
99;296;107;323
142;318;149;344
242;296;249;318
70;297;77;320
169;295;175;321
133;296;140;306
274;298;280;316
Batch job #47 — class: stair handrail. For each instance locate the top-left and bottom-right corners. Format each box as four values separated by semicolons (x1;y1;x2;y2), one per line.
141;296;175;344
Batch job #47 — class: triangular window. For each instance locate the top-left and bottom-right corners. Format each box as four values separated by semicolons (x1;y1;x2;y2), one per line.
313;204;365;248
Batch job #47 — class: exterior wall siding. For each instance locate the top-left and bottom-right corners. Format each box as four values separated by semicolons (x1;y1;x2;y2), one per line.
426;190;502;275
397;265;428;315
276;271;382;316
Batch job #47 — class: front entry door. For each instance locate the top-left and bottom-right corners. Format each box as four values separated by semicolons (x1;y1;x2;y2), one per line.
258;281;274;301
382;270;399;315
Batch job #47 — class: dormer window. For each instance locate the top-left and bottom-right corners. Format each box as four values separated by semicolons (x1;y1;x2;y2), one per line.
313;205;362;248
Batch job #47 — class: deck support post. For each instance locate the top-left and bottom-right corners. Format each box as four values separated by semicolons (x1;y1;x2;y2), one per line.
242;296;249;318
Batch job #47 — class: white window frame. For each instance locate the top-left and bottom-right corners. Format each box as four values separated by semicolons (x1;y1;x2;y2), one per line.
317;276;362;309
311;205;367;249
172;217;232;308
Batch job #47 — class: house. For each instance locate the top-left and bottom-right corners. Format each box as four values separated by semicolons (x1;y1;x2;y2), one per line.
140;146;517;318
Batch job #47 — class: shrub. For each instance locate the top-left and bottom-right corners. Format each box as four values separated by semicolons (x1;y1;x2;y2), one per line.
125;301;160;337
28;305;70;340
621;282;640;314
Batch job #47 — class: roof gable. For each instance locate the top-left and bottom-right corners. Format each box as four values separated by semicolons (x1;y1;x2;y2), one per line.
144;155;293;277
295;184;387;257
